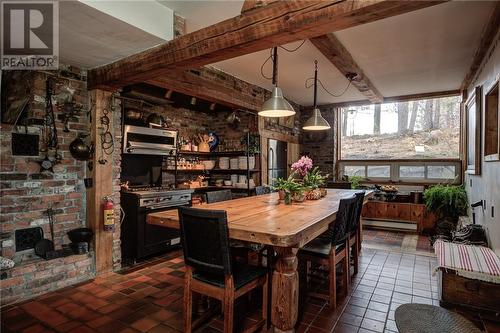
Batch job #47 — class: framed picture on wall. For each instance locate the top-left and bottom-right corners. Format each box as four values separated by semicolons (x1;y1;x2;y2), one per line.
484;81;499;161
466;86;482;175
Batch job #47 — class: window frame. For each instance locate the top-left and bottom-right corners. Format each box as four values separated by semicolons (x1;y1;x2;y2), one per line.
334;92;463;185
338;159;462;185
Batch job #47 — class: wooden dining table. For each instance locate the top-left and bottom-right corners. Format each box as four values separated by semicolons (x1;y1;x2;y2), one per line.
147;189;372;332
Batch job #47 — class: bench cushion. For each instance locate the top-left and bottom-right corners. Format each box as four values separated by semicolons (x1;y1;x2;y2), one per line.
434;240;500;283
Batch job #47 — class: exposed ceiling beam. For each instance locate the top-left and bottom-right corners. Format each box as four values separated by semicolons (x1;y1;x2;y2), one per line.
241;0;278;13
88;0;446;90
461;2;500;91
310;33;383;103
146;68;267;111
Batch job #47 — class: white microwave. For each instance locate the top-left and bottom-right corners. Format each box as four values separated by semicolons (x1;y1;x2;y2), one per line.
123;125;177;156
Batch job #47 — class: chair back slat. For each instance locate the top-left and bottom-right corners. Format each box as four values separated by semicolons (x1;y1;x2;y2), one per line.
178;207;232;275
328;194;357;244
255;186;271;196
206;190;232;204
349;191;366;233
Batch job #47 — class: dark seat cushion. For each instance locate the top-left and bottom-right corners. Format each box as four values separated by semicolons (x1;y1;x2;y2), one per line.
299;237;346;258
193;262;267;289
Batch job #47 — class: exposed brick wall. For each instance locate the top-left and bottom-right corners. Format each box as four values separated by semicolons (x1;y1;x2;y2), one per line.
0;59;303;306
0;67;96;305
299;105;337;179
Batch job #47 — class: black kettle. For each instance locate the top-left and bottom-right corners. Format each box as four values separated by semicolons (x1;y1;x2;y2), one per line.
69;135;93;161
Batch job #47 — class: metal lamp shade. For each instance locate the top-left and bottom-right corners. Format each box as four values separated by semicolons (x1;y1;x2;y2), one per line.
302;108;331;131
258;86;296;117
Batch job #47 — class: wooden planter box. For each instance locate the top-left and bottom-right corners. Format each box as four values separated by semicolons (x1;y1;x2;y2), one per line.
439;269;500;314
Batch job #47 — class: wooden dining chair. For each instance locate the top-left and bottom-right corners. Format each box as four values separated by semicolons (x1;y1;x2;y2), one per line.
206;190;232;204
348;191;366;278
178;207;268;333
255;186;271;196
299;195;357;308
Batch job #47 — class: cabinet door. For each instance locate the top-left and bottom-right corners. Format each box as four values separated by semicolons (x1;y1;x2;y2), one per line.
410;204;425;223
387;204;411;221
373;202;388;219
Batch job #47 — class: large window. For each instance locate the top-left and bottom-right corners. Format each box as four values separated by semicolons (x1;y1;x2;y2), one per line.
340;96;461;160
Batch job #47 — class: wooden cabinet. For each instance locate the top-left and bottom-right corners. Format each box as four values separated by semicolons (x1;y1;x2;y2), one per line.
387;203;411;221
362;201;437;233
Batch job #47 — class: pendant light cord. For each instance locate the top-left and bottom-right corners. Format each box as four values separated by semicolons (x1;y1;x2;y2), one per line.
305;75;353;98
260;40;306;81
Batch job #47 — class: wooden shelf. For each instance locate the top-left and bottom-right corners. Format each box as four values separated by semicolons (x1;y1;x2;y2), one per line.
178;150;249;157
190;186;255;192
164;168;260;173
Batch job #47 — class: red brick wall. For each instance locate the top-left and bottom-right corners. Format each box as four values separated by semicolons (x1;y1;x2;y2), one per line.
0;67;97;305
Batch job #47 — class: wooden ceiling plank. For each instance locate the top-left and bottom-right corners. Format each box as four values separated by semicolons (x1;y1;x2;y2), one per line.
461;2;500;91
88;0;446;90
310;33;383;103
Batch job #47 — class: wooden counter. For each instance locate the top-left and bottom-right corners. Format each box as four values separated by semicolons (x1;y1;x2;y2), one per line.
147;189;372;332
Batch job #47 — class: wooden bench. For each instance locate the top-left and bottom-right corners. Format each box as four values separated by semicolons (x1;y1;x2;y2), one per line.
434;240;500;314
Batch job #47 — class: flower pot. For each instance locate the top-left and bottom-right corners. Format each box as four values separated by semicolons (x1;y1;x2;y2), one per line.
284;192;292;205
292;193;306;202
278;190;285;200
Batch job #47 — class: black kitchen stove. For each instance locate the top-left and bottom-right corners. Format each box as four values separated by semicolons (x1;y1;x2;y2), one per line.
120;153;194;264
121;186;193;263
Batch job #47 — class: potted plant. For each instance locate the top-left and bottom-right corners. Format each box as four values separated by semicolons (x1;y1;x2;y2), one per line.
273;172;305;204
303;167;328;199
349;176;364;190
424;184;468;232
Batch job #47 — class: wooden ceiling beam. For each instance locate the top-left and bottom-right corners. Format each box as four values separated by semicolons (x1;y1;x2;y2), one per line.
145;68;266;111
241;0;278;13
461;2;500;91
88;0;446;90
310;33;383;103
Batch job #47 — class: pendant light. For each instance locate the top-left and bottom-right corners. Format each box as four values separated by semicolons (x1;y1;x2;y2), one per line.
303;60;331;131
259;47;296;117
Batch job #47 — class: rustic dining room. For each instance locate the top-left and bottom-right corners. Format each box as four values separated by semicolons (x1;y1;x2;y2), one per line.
1;1;499;333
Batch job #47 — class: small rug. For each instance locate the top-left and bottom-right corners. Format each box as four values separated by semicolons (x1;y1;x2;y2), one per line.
395;303;481;333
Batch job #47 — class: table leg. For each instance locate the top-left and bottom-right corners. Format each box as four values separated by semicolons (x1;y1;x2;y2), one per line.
272;247;298;333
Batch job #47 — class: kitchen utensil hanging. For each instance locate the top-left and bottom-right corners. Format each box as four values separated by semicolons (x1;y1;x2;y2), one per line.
11;98;40;156
38;78;61;173
97;95;115;164
34;207;55;258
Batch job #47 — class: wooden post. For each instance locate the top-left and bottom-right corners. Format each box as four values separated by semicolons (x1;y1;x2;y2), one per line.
272;247;299;333
87;89;114;274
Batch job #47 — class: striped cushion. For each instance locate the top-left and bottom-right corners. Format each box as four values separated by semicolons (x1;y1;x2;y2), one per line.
434;240;500;283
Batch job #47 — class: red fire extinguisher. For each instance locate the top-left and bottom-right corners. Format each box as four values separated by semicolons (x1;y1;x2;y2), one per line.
103;196;114;232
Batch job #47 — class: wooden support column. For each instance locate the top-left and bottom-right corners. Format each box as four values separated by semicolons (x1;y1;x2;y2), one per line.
87;89;114;274
272;247;299;333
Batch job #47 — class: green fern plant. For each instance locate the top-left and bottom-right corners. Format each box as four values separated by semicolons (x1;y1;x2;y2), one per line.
424;184;468;221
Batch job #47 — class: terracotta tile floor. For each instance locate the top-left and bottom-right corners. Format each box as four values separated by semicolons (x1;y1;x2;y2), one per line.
362;229;434;255
1;230;496;333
